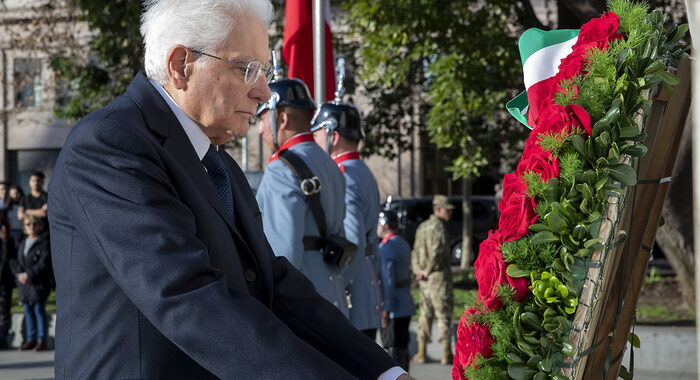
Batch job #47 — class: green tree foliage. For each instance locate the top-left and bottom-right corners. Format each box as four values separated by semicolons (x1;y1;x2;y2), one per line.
49;0;144;122
345;0;530;179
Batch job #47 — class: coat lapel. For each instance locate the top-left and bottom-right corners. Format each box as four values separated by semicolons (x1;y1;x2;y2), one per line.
126;73;254;261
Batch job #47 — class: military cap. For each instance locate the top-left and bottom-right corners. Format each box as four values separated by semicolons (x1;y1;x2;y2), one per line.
432;194;455;210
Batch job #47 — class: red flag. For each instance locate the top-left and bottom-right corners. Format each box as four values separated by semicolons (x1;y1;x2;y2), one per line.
283;0;336;102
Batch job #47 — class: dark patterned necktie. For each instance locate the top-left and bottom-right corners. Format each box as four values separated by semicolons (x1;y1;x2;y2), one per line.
201;144;234;218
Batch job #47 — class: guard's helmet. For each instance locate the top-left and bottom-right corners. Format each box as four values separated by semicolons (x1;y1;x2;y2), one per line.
378;209;399;231
310;101;364;141
255;77;316;117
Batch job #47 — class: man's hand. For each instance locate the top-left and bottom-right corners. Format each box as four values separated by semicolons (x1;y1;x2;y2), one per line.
415;270;428;281
397;374;417;380
17;272;28;285
382;311;390;329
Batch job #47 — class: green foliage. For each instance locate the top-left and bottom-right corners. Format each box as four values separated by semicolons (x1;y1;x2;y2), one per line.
51;0;145;122
346;0;529;178
608;0;653;50
537;130;571;155
576;47;617;122
523;171;548;199
502;239;556;272
558;151;583;187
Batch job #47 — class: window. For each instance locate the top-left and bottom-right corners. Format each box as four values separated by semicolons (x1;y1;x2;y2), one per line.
14;58;43;108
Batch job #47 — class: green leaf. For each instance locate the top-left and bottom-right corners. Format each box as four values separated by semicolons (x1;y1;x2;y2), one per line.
622;144;648;158
602;98;621;123
659;70;681;88
670;23;689;42
547;211;567;234
592;120;610;139
571;135;590;163
644;60;666;75
538;357;554;373
527;354;543;368
534;372;547;380
508;363;537;380
609;163;638;186
561;341;574;356
628;332;641;348
529;223;550;232
507;264;531;278
619;365;630;380
506;352;525;364
531;231;560;245
594;176;608;191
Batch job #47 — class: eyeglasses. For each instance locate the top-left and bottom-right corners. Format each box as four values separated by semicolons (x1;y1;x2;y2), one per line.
190;49;273;85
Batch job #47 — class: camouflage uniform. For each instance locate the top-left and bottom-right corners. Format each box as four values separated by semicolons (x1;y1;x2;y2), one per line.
411;214;453;346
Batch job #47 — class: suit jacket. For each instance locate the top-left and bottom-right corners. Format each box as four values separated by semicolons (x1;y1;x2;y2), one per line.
48;72;396;379
379;235;416;319
256;140;350;316
338;157;383;331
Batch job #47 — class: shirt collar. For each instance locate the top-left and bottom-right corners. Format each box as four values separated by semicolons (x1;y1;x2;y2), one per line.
332;151;360;165
149;79;212;160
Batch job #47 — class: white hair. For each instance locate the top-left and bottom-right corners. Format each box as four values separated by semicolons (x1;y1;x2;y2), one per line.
141;0;274;85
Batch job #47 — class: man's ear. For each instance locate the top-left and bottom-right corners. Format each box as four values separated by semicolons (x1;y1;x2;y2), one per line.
277;111;289;131
331;130;342;147
166;45;194;90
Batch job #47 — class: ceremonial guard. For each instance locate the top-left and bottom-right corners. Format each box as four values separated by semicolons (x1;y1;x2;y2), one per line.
377;209;415;371
311;62;383;338
412;194;455;364
256;56;351;316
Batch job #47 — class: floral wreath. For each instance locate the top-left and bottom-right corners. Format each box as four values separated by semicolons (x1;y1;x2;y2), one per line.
453;0;688;379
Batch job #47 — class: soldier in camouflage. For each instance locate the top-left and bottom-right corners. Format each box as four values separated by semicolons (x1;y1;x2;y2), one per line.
411;194;454;365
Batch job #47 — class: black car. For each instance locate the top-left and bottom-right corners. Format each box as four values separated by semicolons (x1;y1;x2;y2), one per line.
383;195;498;265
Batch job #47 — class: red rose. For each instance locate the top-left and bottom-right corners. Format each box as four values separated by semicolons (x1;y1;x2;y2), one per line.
498;174;538;242
517;146;560;183
576;12;624;51
474;230;530;310
452;307;495;379
526;103;592;152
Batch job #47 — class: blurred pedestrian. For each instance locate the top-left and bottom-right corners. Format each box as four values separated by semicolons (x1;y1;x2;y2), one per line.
377;210;415;371
0;182;9;211
11;215;52;351
0;215;14;349
411;194;455;364
256;74;351;316
7;186;23;243
312;87;383;339
18;172;48;229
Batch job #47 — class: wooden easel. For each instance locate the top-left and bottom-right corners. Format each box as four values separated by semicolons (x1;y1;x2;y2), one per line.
566;56;692;379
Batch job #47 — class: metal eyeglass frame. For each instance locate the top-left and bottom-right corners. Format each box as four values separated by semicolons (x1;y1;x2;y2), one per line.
190;49;273;85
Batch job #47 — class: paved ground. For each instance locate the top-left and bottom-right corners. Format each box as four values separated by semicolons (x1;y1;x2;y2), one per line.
0;321;695;379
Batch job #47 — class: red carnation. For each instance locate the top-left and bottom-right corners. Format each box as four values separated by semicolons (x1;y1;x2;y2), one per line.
452;307;495;380
474;230;530;310
498;174;538;242
517;146;560;183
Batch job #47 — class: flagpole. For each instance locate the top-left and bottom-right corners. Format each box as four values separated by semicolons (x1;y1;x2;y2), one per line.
312;0;325;105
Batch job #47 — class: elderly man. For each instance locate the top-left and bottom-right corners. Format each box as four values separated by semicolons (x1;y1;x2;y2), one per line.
412;194;455;365
48;1;411;379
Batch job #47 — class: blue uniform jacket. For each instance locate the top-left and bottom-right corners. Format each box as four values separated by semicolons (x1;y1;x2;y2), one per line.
256;139;349;316
379;234;416;319
337;155;383;331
